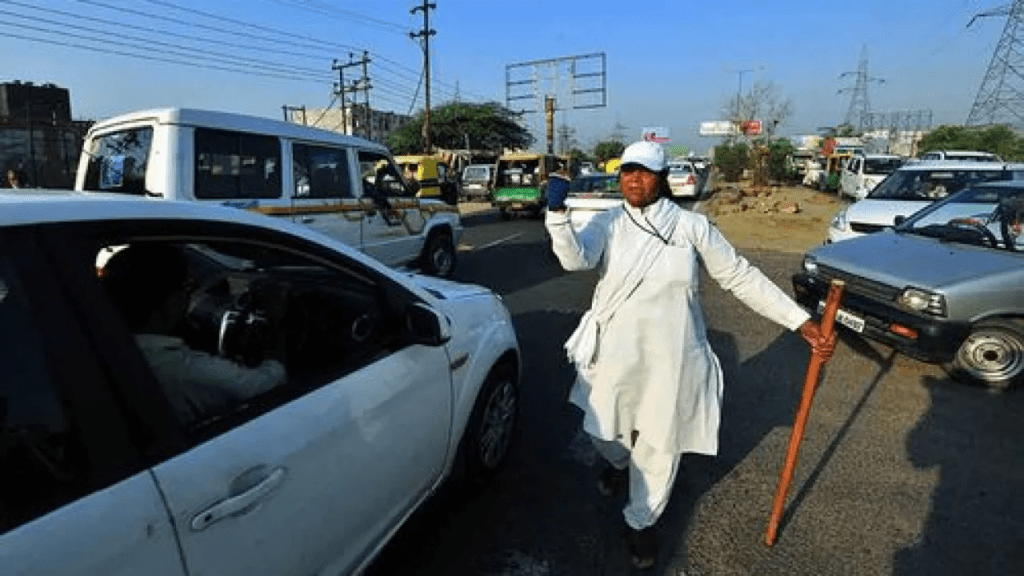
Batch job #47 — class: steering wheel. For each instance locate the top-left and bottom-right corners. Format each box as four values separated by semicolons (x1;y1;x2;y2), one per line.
947;218;999;248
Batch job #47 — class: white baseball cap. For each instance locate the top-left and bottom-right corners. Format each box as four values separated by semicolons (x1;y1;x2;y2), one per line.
620;141;667;172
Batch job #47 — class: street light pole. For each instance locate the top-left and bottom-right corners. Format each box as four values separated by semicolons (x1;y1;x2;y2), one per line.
736;68;753;118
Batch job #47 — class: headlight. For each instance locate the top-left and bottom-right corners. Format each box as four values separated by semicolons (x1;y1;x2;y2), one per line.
896;287;946;316
830;209;849;230
802;255;818;274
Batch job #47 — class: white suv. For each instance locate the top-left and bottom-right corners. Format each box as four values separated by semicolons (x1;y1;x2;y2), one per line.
0;191;520;576
75;108;463;277
827;160;1024;243
839;153;904;200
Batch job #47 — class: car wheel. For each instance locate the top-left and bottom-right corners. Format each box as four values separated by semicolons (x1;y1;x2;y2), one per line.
458;363;518;484
499;208;512;221
421;231;456;278
949;319;1024;391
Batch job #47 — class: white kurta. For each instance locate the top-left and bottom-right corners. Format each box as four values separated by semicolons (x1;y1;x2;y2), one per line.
546;198;809;456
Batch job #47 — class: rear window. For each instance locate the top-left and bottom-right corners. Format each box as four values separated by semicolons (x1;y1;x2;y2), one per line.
82;127;153;195
463;166;489;181
668;164;692;174
568;175;619;197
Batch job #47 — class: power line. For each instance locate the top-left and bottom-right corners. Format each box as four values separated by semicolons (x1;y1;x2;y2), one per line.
0;25;318;83
270;0;407;34
0;8;335;80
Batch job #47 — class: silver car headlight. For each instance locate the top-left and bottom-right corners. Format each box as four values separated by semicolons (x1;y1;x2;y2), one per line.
802;255;819;274
830;209;849;231
896;287;946;316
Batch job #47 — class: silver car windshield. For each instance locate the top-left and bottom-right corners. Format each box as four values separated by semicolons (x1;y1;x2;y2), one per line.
868;168;1018;200
899;184;1024;250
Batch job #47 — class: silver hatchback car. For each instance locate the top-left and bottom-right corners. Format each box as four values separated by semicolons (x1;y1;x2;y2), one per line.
794;180;1024;390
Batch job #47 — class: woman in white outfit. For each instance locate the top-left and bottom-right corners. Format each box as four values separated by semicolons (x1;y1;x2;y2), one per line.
544;141;836;570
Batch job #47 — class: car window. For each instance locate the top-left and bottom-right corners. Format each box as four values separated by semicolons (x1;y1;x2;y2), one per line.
864;158;903;175
194;128;282;200
94;237;407;439
81;127;153;195
0;252;90;535
668;164;692;174
868;168;1014;200
293;143;354;199
359;150;410;197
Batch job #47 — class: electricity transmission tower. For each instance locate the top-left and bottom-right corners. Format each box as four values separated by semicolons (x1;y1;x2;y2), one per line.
966;0;1024;128
839;45;884;130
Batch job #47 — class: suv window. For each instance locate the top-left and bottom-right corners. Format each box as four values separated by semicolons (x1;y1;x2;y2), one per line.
359;150;410;197
82;127;153;195
194;128;282;200
293;143;353;199
0;252;89;534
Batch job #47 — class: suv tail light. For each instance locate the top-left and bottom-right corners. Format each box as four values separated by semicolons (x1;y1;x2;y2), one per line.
686;174;696;185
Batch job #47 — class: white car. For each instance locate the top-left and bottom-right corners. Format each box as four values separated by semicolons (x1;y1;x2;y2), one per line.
839;153;904;200
563;173;621;231
667;161;699;199
0;191;520;576
827;161;1024;243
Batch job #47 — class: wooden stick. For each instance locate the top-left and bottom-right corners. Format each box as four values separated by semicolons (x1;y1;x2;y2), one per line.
763;278;845;547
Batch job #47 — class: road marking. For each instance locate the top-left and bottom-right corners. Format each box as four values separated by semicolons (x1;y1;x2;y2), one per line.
459;233;523;252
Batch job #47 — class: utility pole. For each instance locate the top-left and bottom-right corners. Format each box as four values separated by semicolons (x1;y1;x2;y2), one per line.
333;53;370;136
410;1;436;151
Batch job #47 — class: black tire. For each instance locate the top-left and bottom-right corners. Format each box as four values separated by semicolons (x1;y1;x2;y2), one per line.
457;363;518;484
499;208;512;221
420;230;456;278
948;318;1024;391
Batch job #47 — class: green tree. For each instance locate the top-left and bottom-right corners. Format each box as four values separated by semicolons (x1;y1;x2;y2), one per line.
714;142;750;182
386;101;533;154
916;124;1024;160
593;140;625;164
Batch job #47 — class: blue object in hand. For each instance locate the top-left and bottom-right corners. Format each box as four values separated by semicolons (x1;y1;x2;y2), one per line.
546;173;571;210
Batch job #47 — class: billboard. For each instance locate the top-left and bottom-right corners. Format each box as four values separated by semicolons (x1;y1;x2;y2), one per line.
699;121;738;136
641;127;670;143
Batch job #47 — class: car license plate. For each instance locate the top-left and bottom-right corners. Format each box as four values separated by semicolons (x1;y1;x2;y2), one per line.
817;300;865;333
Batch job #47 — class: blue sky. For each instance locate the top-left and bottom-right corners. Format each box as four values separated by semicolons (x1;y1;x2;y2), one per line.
0;0;1010;153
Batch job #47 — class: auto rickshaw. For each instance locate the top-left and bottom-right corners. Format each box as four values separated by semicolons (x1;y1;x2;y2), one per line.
820;151;851;193
490;152;569;220
394;154;458;205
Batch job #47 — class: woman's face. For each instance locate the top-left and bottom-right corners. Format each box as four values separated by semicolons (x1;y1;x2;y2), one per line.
620;165;660;208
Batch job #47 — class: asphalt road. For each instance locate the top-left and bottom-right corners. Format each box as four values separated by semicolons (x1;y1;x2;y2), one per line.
367;208;1024;575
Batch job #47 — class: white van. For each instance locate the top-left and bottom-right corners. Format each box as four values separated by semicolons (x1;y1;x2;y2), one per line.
75;108;462;277
839;153;904;200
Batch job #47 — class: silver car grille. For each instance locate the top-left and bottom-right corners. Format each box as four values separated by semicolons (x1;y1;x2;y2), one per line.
816;264;900;302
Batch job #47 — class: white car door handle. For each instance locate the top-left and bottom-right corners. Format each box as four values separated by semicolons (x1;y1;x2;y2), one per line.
190;467;286;531
300;216;315;223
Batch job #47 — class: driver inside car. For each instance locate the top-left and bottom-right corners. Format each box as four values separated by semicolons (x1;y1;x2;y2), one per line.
101;243;287;425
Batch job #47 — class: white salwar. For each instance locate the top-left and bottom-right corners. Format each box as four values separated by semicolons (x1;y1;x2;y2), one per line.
546;198;809;528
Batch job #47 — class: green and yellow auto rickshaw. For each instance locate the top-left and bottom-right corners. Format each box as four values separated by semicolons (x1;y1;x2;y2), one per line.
490;152;568;220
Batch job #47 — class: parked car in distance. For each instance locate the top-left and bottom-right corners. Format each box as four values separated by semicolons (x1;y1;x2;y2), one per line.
795;180;1024;390
0;191;521;576
563;173;621;231
667;161;700;199
839;153;904;200
75;108;463;278
459;163;493;201
918;150;1003;162
826;160;1024;243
